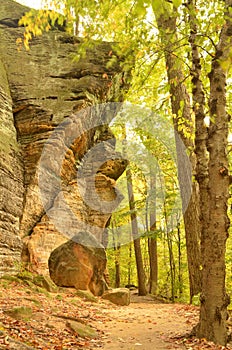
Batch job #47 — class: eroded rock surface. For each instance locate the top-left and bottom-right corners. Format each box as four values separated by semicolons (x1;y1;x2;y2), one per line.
0;60;24;274
49;232;107;296
0;0;128;275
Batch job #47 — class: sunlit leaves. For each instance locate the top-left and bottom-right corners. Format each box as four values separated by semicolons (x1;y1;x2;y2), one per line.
19;9;65;49
151;0;165;17
133;0;148;18
173;0;182;8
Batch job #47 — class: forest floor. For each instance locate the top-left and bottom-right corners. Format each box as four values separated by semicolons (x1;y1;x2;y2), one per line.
0;277;232;350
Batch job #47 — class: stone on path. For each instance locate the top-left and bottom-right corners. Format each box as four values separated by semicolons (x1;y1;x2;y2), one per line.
102;288;130;306
66;320;98;338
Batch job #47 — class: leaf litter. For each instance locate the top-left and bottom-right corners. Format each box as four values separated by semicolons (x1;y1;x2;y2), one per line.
0;279;232;349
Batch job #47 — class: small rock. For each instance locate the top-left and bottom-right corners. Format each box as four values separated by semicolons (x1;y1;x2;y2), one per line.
102;288;130;306
66;320;98;338
32;274;58;292
4;306;33;321
75;289;98;302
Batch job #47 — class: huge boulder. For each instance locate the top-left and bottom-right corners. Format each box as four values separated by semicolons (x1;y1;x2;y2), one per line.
48;231;107;296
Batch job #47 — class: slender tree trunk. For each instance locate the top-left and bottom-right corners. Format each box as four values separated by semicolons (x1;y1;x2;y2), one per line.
167;230;175;302
75;15;80;36
188;0;232;344
177;223;183;297
127;242;132;286
121;127;147;296
112;223;121;288
148;235;158;295
148;170;158;295
114;245;121;288
164;202;176;302
126;164;147;296
155;6;202;302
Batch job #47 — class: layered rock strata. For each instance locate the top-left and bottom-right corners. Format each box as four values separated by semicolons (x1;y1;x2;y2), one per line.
0;0;128;275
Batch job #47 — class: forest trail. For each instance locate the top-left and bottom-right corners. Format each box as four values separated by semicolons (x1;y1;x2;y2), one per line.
93;293;195;350
2;279;227;350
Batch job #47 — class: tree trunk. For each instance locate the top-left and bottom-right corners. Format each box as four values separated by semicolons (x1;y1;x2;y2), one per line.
127;242;132;286
182;183;201;302
126;164;147;296
177;223;183;297
114;245;120;288
164;200;176;302
148;235;158;295
112;223;121;288
155;7;202;302
148;170;158;295
191;0;232;344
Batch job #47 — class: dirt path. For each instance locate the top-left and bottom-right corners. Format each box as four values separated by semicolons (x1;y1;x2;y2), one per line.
0;280;206;349
93;294;194;350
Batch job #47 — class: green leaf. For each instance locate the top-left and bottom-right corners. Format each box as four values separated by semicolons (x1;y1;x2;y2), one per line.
151;0;164;16
173;0;182;9
134;0;147;18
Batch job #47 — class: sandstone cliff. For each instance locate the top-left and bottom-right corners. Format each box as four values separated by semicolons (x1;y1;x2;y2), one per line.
0;0;128;275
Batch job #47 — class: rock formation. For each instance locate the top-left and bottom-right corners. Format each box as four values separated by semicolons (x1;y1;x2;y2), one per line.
49;231;107;296
0;0;128;276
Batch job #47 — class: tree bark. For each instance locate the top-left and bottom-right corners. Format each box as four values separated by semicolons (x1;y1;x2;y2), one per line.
112;223;121;288
177;223;183;297
114;246;121;288
126;164;147;296
192;0;232;344
127;242;132;286
155;6;202;302
148;168;158;295
148;236;158;295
